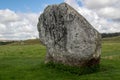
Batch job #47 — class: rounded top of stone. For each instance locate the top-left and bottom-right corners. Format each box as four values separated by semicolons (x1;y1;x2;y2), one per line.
45;2;73;9
43;2;83;18
44;2;70;11
59;2;68;5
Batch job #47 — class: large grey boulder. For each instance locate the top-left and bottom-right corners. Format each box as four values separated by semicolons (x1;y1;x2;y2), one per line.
37;3;101;67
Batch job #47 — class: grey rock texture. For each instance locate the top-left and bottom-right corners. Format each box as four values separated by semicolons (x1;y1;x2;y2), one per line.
37;3;101;67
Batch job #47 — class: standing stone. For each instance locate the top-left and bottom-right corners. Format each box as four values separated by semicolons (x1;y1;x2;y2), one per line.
37;3;101;67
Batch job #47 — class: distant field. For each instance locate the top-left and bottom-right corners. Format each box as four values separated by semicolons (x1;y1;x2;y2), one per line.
0;37;120;80
102;36;120;43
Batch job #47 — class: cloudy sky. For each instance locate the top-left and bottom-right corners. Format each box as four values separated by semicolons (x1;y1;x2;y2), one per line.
0;0;120;40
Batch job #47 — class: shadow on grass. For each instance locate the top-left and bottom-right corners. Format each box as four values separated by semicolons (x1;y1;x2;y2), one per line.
44;62;102;75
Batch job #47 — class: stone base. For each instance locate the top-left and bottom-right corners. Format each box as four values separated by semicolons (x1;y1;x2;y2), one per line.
45;58;100;75
45;55;100;67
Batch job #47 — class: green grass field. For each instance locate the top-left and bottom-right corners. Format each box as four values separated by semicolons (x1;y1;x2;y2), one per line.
0;37;120;80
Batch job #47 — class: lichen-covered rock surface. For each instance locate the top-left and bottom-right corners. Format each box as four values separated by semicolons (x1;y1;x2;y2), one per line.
37;3;101;67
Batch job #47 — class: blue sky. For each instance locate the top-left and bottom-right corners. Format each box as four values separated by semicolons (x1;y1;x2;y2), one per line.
0;0;64;12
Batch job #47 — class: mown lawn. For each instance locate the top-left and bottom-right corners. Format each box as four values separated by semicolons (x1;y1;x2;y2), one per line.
0;39;120;80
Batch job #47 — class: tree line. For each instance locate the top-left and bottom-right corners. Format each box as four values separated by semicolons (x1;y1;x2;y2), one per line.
101;32;120;38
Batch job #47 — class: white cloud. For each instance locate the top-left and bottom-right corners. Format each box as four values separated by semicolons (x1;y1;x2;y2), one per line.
82;0;119;9
97;7;120;20
65;0;120;33
0;9;40;40
82;0;120;20
0;9;20;23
